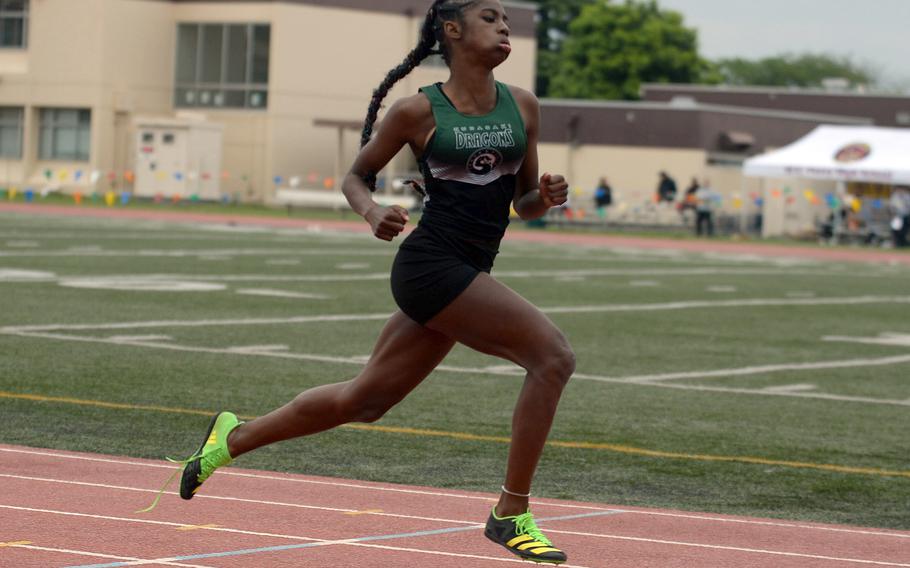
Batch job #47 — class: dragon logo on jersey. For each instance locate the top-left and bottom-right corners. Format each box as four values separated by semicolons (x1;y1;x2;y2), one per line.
467;149;503;175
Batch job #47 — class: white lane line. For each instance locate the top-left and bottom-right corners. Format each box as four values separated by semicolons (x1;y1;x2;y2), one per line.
3;329;909;406
6;295;910;333
5;503;906;568
612;354;910;384
225;344;290;353
1;313;392;333
336;262;370;270
0;232;365;243
0;504;598;568
706;285;737;293
0;503;322;543
162;268;900;282
0;474;485;525
0;248;393;258
824;333;910;348
542;528;910;567
2;267;899;285
606;380;910;406
761;383;818;393
59;278;227;292
235;289;331;300
106;335;172;342
0;454;606;512
0;269;56;281
540;295;910;314
618;509;910;539
2;453;908;541
9;543;215;568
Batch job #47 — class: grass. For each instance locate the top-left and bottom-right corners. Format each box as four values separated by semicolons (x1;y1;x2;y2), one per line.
1;209;909;530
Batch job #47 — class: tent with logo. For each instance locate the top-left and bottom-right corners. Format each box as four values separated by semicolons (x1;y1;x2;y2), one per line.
740;125;910;238
743;125;910;185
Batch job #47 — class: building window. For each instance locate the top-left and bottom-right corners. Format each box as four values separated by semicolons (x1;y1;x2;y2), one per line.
0;107;22;158
175;23;270;110
0;0;28;48
39;108;91;161
897;111;910;126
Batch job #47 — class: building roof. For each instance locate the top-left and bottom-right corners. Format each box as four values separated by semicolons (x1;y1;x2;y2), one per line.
641;84;910;128
642;82;910;100
538;98;870;154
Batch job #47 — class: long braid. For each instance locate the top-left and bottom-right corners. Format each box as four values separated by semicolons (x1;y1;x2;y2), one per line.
359;2;442;192
360;0;476;192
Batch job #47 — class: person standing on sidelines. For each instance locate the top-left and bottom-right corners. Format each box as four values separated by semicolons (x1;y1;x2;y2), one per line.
168;1;574;564
695;178;720;237
594;176;613;221
890;186;910;248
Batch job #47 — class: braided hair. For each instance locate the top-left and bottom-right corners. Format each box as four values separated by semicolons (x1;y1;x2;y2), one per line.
359;0;477;192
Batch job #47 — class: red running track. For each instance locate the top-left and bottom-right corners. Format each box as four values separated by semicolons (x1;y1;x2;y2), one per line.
2;202;910;266
1;444;908;568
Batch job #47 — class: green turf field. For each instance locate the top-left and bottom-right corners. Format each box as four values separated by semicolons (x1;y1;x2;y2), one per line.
1;210;908;530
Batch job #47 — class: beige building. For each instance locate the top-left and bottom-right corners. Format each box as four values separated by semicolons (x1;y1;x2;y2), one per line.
0;0;536;200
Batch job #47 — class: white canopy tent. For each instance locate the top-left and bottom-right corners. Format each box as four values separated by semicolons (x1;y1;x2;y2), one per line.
743;125;910;185
742;125;910;237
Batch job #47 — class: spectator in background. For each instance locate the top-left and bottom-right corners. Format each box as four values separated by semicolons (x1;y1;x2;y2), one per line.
695;178;720;237
684;177;699;202
656;171;677;203
593;177;612;220
891;186;910;248
677;177;700;218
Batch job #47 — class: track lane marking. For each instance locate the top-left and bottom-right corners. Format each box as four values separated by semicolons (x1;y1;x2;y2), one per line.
1;457;907;540
2;541;215;567
0;474;491;526
1;504;605;568
542;528;910;567
9;502;901;568
176;524;221;531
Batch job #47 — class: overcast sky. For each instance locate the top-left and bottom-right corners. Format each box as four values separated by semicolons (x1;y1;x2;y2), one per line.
655;0;910;90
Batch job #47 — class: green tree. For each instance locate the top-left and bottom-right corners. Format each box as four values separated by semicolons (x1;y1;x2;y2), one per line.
548;0;712;100
715;53;876;88
531;0;597;96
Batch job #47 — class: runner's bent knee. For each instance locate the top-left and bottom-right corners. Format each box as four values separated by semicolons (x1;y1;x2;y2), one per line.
529;333;575;387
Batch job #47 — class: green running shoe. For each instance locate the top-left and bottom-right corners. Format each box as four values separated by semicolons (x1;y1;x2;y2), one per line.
484;508;567;564
179;411;242;500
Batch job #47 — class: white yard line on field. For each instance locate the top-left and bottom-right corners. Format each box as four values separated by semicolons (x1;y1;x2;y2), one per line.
540;295;910;314
235;289;332;300
6;295;910;333
3;329;909;407
0;248;394;258
608;354;910;384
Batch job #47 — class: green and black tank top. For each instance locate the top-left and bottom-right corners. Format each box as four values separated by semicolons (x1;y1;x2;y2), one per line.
416;81;528;248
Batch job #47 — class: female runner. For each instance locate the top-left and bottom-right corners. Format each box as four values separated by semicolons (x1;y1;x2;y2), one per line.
177;1;574;563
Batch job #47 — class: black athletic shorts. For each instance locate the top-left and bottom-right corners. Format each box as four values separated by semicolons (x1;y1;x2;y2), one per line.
390;224;498;325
